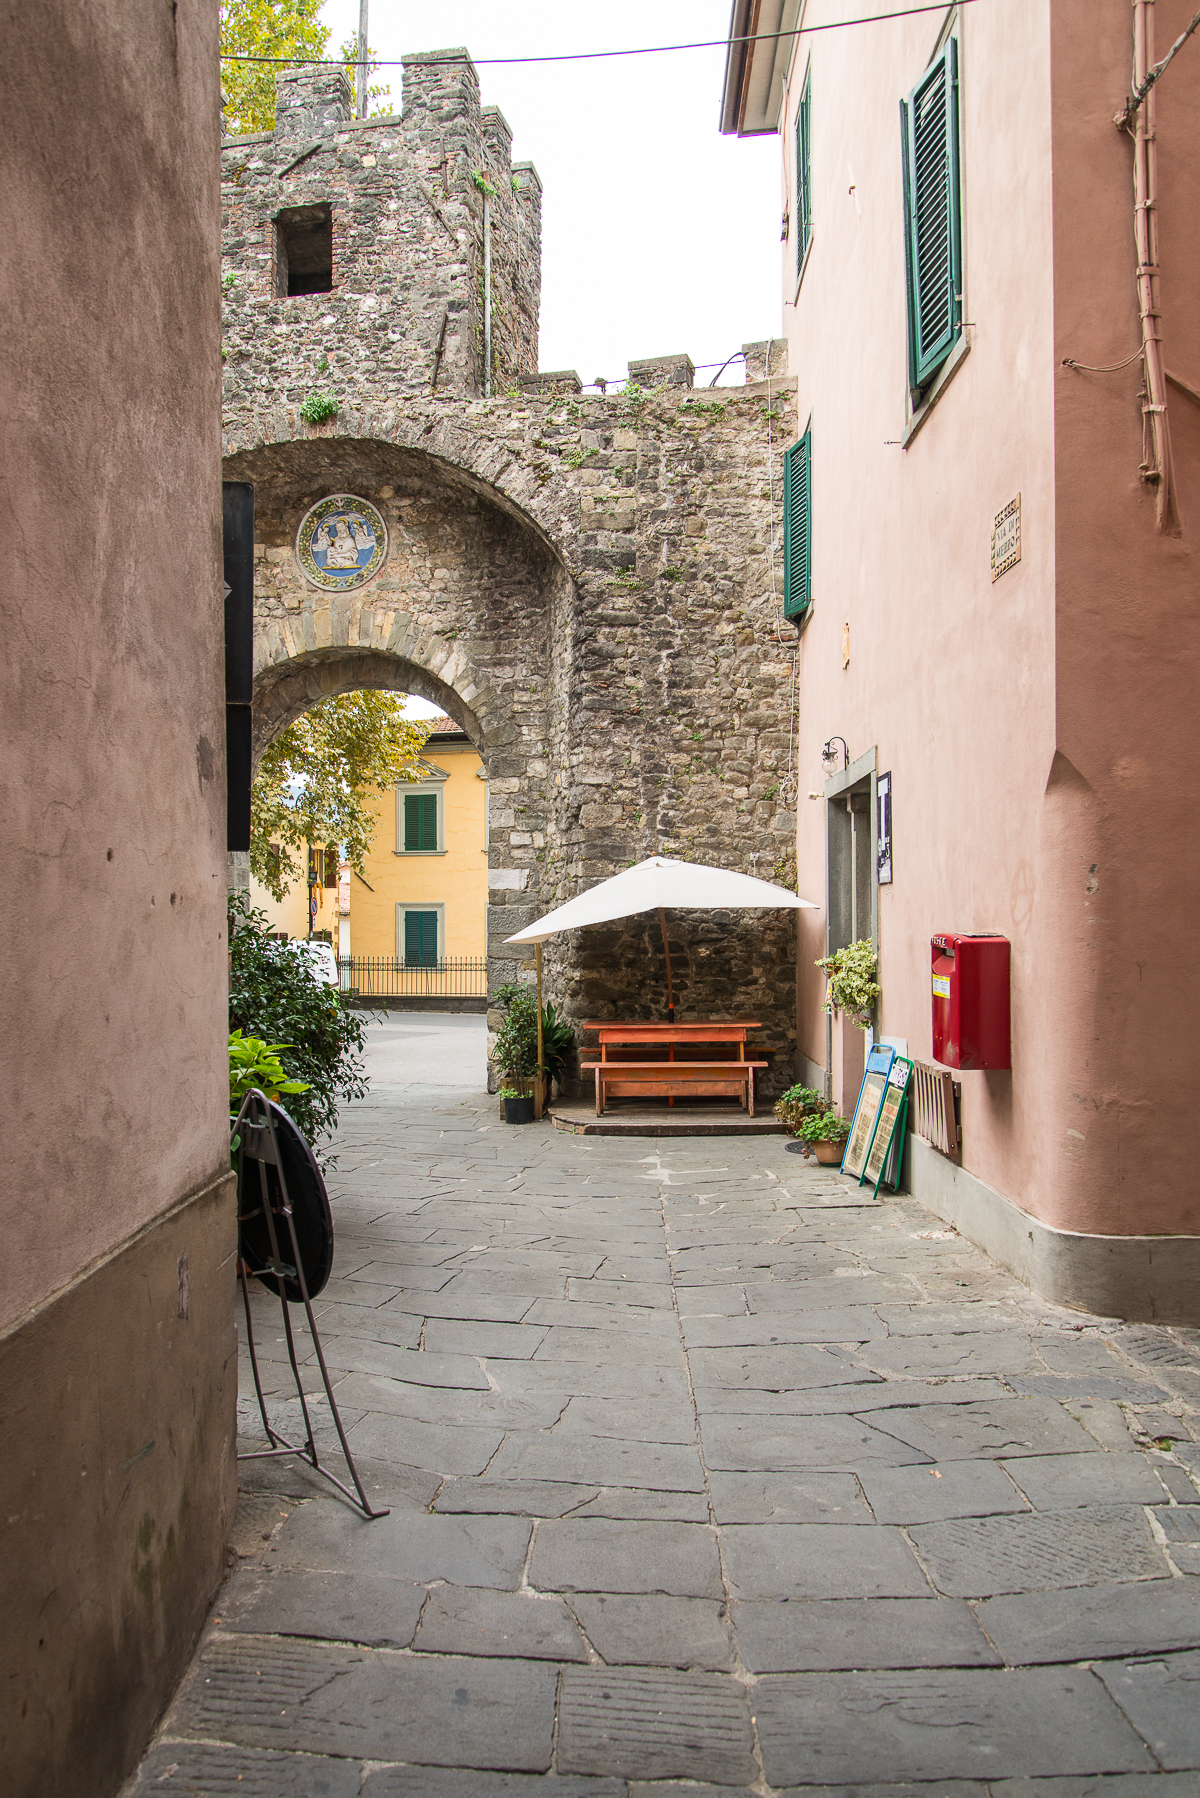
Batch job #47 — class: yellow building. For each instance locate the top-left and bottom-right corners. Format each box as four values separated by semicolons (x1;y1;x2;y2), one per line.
350;718;488;966
247;717;487;984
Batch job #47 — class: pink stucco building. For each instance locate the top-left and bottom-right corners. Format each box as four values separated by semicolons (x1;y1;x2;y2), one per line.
723;0;1200;1322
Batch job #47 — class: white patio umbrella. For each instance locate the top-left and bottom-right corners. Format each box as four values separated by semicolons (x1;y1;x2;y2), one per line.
505;856;817;1038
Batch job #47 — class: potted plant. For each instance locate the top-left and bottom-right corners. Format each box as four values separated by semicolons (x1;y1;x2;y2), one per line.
537;1000;575;1097
814;939;881;1027
492;983;539;1122
795;1109;852;1165
774;1083;831;1134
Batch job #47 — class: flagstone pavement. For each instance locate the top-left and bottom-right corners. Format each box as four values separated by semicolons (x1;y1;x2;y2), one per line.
127;1018;1200;1797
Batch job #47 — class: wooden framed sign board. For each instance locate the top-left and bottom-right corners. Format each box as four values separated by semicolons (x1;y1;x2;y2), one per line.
862;1055;913;1196
841;1045;895;1179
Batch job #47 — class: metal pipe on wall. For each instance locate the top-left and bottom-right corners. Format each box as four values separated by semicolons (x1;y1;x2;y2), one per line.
482;193;492;398
1130;0;1176;529
356;0;368;120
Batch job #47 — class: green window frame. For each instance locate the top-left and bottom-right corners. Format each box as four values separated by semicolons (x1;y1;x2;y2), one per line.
403;791;438;852
900;36;962;396
795;68;812;277
783;430;812;620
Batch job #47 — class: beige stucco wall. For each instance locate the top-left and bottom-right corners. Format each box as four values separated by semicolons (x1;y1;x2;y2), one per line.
782;0;1056;1208
775;0;1200;1244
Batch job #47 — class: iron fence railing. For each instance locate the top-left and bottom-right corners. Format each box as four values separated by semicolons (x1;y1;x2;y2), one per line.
337;955;488;999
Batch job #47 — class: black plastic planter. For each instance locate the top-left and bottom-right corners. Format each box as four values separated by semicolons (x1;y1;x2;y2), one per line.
503;1095;535;1125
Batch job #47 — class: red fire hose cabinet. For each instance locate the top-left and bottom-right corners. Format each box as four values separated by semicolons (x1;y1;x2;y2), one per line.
931;933;1011;1070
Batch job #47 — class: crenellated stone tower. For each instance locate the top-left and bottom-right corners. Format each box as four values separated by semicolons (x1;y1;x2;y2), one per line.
221;55;541;406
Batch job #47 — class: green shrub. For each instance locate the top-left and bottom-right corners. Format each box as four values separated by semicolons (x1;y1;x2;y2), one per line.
228;896;368;1163
300;391;339;424
538;1001;575;1087
815;939;880;1026
491;981;539;1093
773;1083;830;1135
795;1109;851;1144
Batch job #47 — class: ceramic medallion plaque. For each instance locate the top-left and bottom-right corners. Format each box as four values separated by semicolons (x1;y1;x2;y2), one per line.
296;494;387;592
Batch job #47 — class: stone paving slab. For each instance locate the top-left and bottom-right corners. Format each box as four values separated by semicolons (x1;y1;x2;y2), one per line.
753;1667;1154;1785
1093;1651;1200;1769
172;1637;557;1769
732;1595;999;1672
530;1519;723;1597
976;1578;1200;1664
219;1567;425;1647
907;1505;1168;1598
856;1457;1030;1524
556;1666;756;1784
568;1593;737;1669
721;1523;931;1601
413;1587;589;1660
130;1062;1200;1795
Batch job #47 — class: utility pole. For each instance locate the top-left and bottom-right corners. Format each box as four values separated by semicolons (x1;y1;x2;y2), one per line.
356;0;369;120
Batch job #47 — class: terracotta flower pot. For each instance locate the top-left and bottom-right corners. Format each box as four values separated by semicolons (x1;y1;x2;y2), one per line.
814;1139;845;1166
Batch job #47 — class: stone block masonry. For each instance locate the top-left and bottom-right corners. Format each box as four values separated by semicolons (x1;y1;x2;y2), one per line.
223;57;800;1093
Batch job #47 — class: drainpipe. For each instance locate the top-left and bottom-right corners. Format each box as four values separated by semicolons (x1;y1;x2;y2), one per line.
482;193;492;398
1130;0;1175;529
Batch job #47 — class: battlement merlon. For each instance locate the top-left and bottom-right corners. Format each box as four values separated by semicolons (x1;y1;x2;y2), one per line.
219;47;542;399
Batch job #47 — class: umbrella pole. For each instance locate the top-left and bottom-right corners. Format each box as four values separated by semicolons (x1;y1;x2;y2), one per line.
658;907;674;1024
535;942;545;1120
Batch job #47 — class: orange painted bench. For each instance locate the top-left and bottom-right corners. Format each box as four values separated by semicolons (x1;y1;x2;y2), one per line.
580;1021;767;1116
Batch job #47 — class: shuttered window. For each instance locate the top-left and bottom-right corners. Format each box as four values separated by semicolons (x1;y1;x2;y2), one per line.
900;37;962;394
404;910;438;966
795;68;812;276
403;792;439;851
783;431;812;620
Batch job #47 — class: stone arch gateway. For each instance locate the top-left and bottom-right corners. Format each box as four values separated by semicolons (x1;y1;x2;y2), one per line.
223;57;803;1092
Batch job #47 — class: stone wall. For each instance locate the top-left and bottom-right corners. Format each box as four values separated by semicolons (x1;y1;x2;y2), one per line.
220;55;540;409
223;57;801;1094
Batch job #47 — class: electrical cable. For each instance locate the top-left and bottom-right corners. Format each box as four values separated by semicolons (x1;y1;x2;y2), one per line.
1062;348;1145;375
220;0;994;68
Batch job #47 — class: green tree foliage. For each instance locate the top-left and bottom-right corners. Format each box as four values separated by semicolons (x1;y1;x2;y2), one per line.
219;2;391;138
228;897;368;1160
220;0;329;137
251;692;431;902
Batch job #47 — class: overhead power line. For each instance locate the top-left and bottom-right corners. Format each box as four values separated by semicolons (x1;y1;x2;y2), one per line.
220;1;990;68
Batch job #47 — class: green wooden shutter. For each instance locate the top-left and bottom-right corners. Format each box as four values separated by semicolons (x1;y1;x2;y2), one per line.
783;432;812;620
796;69;812;275
404;910;438;966
901;37;961;393
404;792;438;850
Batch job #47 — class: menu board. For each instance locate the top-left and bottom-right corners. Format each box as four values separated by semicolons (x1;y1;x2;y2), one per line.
840;1045;895;1179
862;1056;913;1193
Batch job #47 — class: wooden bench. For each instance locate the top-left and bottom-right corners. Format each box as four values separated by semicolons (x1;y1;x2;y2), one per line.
580;1058;768;1116
580;1020;767;1116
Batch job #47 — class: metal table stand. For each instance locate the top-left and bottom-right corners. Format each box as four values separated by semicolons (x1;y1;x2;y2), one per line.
232;1088;387;1519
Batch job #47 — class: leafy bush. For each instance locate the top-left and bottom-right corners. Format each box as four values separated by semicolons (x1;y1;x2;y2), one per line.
492;981;539;1093
774;1083;830;1135
229;1030;311;1115
538;1001;575;1087
299;391;339;424
228;896;368;1162
814;939;880;1026
795;1109;851;1144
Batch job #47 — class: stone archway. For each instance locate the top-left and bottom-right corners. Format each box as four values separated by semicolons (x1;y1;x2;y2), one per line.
224;384;805;1094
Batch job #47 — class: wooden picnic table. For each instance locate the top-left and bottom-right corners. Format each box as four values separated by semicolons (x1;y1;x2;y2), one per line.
580;1020;767;1116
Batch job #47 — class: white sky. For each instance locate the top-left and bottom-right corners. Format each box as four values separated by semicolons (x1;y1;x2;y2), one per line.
317;1;782;388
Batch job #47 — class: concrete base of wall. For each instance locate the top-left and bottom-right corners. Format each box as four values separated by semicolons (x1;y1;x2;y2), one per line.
349;995;488;1013
0;1171;237;1798
905;1135;1200;1326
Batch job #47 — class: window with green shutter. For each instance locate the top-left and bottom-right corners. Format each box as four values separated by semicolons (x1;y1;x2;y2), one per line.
795;68;812;277
901;37;962;395
403;792;438;851
404;910;438;966
783;431;812;620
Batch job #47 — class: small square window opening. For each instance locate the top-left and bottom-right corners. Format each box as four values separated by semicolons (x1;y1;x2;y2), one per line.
275;203;333;297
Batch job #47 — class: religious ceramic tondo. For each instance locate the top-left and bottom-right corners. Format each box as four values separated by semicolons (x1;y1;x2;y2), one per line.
295;494;388;592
